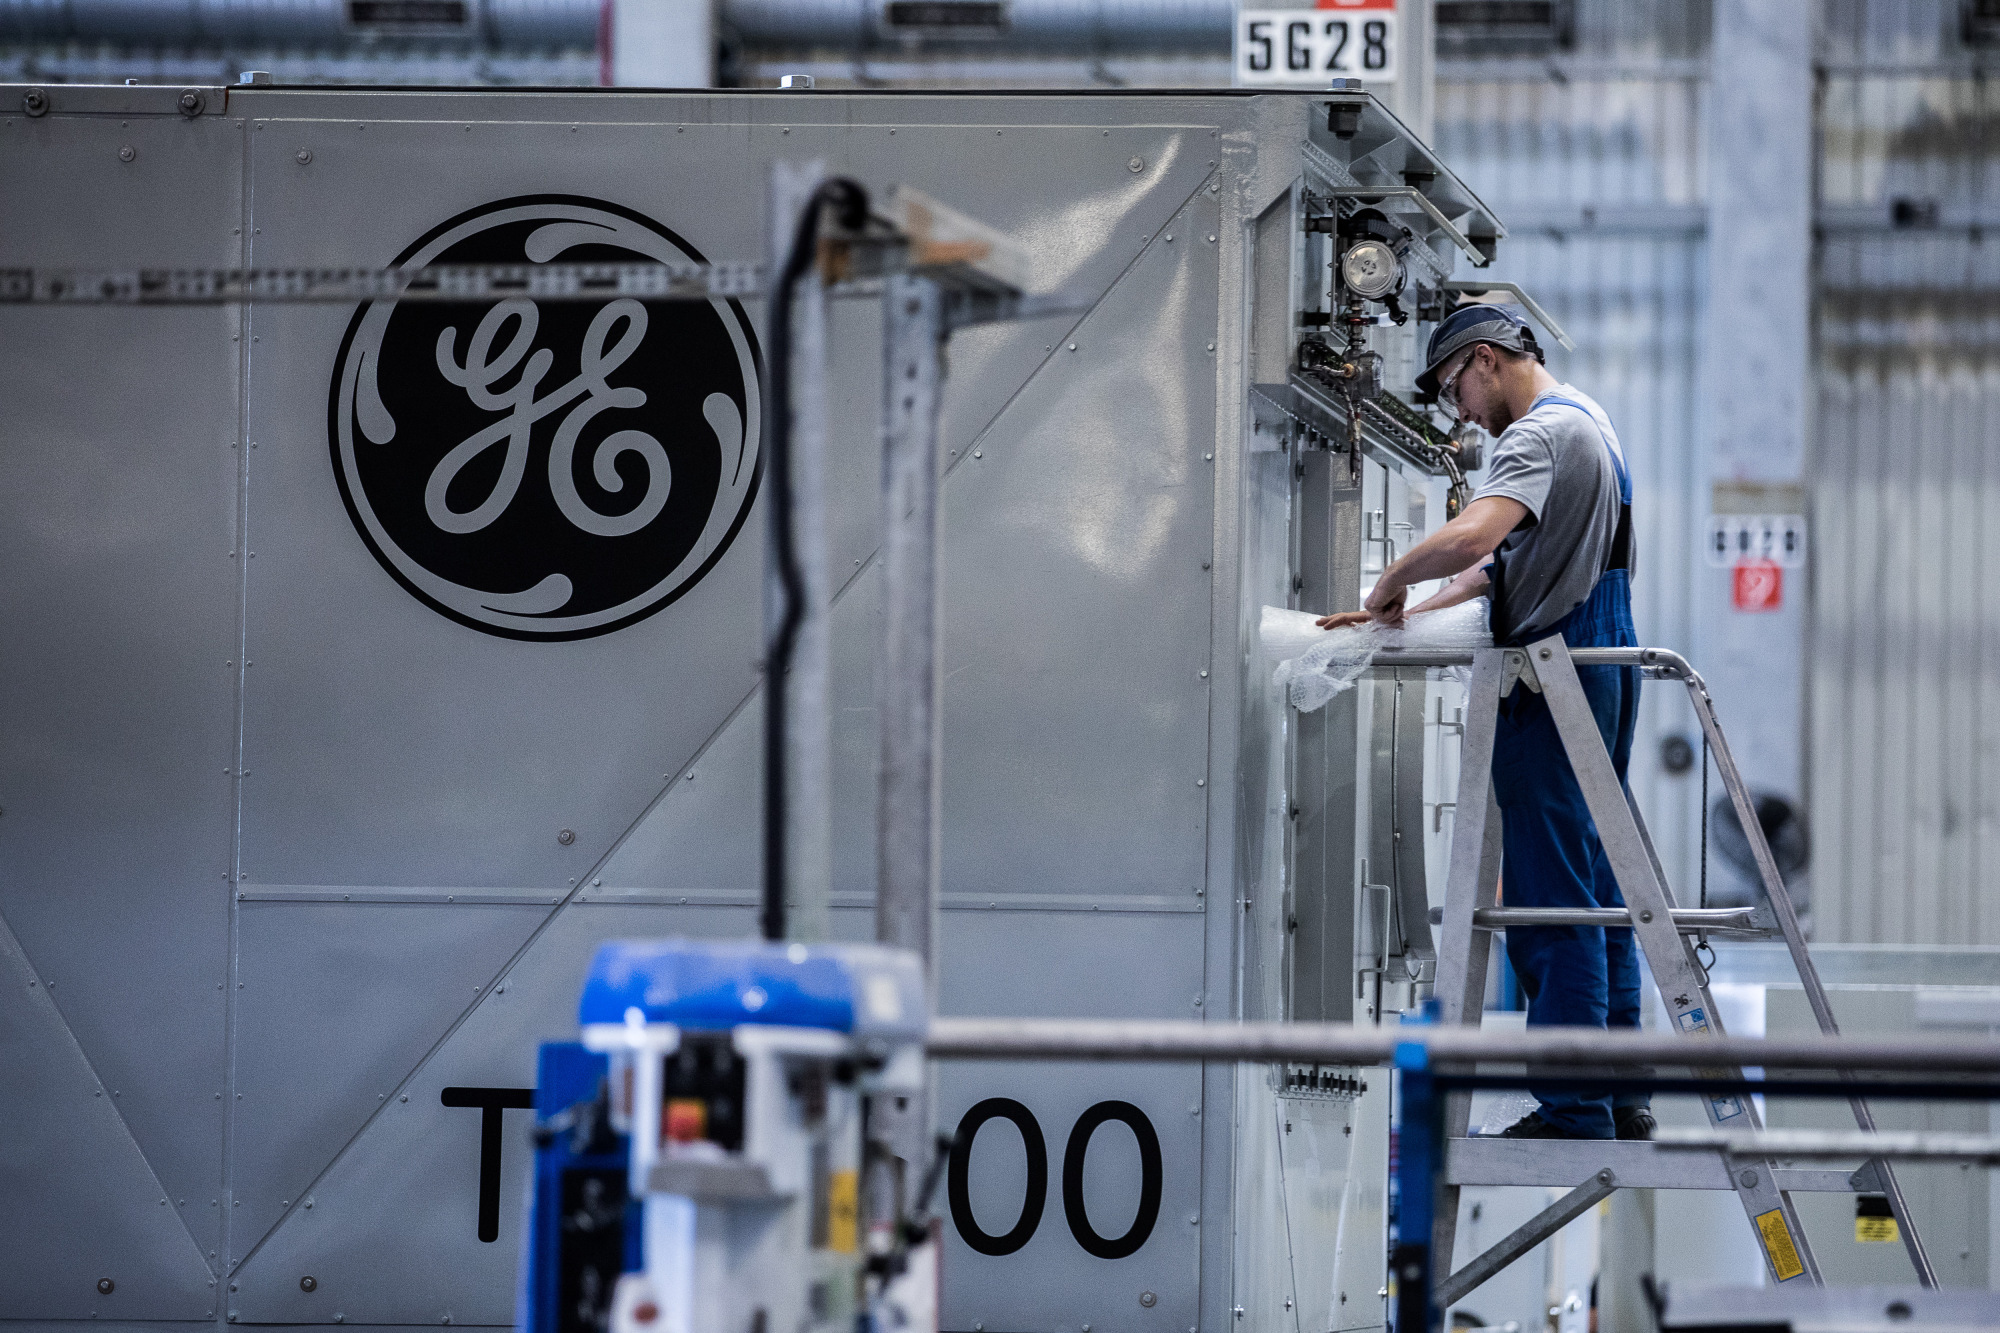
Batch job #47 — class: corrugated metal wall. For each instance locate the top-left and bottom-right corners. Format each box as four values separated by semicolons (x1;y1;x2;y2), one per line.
1435;48;1712;905
1810;0;2000;943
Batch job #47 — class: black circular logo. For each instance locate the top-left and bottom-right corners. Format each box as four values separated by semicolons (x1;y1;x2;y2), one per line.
329;195;761;640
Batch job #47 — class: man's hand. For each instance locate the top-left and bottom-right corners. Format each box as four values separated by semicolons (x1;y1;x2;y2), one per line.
1314;610;1372;630
1364;580;1409;627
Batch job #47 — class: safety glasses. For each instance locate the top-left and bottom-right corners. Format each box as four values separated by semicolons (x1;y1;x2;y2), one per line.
1437;347;1477;417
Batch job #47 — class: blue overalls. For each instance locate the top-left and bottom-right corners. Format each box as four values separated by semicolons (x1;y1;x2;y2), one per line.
1488;396;1647;1139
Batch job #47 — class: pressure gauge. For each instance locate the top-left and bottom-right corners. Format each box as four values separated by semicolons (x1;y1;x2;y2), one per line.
1340;238;1404;301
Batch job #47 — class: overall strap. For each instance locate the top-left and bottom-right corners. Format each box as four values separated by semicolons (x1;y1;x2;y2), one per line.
1538;393;1633;571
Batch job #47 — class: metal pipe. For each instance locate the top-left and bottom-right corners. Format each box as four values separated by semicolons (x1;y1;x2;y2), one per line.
0;0;600;48
1656;1128;2000;1164
870;271;947;1221
0;0;1236;53
925;1017;2000;1076
722;0;1233;53
876;271;944;979
1468;906;1759;932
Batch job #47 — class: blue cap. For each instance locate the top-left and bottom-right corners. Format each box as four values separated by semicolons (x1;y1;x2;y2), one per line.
578;938;927;1038
1415;304;1543;396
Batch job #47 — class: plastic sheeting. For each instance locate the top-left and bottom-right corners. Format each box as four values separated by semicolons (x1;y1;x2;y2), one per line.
1261;601;1491;712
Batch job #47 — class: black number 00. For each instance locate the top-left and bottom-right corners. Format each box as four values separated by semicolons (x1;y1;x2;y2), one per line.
949;1098;1164;1260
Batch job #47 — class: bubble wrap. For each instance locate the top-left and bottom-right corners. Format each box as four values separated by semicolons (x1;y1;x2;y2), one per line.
1260;600;1493;713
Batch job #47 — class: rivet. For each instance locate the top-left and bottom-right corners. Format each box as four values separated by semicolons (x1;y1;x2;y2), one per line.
557;829;576;845
1067;343;1077;351
1199;669;1208;678
1539;648;1552;659
1140;1293;1157;1309
972;449;983;458
118;145;136;162
1128;156;1144;172
300;1277;317;1292
1196;778;1205;786
1207;342;1216;351
97;1279;114;1295
295;148;312;164
1639;910;1653;923
1207;235;1217;243
1740;1169;1759;1188
1165;234;1174;242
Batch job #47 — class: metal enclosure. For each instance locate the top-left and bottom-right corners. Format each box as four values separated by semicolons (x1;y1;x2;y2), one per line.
0;80;1487;1331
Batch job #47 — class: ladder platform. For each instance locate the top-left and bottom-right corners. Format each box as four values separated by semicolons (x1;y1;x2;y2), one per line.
1446;1135;1869;1193
1426;905;1762;932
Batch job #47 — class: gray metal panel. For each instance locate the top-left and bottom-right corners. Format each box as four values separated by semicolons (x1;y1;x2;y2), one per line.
225;902;551;1256
1292;449;1361;1022
0;915;216;1317
1809;73;2000;945
235;115;772;893
0;102;246;1267
228;902;756;1324
1765;988;1990;1289
0;85;1341;1327
925;910;1208;1333
938;190;1221;905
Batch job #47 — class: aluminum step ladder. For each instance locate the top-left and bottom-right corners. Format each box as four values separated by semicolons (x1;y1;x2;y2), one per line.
1388;635;1937;1303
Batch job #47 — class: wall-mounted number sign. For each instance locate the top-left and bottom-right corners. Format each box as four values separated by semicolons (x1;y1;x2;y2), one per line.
1235;1;1398;88
1706;514;1807;569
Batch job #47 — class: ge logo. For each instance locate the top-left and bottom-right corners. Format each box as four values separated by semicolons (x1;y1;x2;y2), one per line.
329;195;761;640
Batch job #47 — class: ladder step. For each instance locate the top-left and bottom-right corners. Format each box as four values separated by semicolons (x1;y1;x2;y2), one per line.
1427;905;1759;932
1446;1136;1864;1193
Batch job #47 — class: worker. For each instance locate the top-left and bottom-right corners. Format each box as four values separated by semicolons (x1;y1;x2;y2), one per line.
1318;305;1652;1141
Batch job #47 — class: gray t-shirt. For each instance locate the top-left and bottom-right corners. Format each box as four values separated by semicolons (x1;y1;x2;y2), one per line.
1469;384;1629;640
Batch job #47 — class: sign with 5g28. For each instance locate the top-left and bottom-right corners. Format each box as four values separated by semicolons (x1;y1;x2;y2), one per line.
1235;0;1398;88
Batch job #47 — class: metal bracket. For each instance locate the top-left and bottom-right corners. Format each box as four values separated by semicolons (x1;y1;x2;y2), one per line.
1324;186;1491;267
1440;279;1576;350
1499;647;1540;696
1434;1168;1618;1308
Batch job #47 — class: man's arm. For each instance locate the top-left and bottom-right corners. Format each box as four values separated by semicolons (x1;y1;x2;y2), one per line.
1403;563;1490;616
1363;496;1527;625
1315;565;1489;630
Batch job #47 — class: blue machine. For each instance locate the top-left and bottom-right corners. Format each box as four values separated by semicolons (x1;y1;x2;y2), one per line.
520;1043;643;1333
520;939;929;1333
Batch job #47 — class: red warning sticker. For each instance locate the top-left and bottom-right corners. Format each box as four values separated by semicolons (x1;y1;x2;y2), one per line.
1732;559;1783;613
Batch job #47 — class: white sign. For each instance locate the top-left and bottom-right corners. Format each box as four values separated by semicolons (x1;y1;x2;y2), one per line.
1706;514;1806;569
1235;1;1398;88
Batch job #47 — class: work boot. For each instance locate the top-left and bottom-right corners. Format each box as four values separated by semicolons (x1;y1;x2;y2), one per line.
1614;1106;1656;1141
1496;1111;1594;1140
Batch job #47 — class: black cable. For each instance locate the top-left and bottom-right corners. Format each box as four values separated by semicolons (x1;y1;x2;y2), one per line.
762;177;869;943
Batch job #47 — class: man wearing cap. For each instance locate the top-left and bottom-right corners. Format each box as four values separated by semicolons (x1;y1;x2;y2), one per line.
1318;305;1652;1141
